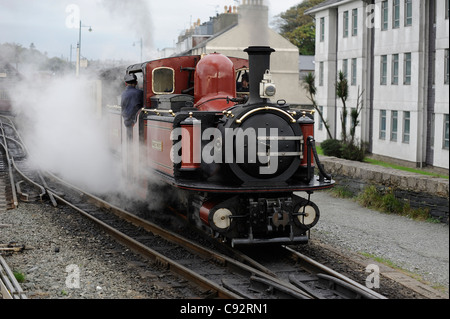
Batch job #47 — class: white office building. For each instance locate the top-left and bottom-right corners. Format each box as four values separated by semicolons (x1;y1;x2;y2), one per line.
306;0;449;169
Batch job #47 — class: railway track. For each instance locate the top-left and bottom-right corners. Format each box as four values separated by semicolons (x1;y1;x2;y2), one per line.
43;174;312;299
0;115;386;300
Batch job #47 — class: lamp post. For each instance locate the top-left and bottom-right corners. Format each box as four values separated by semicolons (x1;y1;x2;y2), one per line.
76;20;92;76
133;38;143;62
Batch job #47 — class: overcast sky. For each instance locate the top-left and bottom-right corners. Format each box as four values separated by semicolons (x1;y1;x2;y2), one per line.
0;0;302;63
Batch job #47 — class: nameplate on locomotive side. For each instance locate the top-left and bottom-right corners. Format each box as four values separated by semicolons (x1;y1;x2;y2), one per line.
152;140;163;151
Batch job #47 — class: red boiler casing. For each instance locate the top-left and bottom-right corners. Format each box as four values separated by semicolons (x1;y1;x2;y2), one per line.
194;53;236;112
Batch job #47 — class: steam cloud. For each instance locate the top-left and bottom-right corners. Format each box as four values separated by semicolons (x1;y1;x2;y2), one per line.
99;0;154;60
10;70;125;196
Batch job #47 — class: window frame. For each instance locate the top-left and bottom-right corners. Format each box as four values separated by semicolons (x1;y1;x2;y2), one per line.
318;105;324;131
152;67;175;94
351;58;357;86
320;17;325;42
444;114;449;149
319;61;324;86
343;11;349;37
393;0;400;29
391;110;398;141
352;8;358;36
445;49;449;85
381;0;389;30
446;0;449;19
392;54;399;85
403;111;411;144
342;59;348;80
380;109;387;140
380;55;388;85
404;0;412;26
404;52;411;85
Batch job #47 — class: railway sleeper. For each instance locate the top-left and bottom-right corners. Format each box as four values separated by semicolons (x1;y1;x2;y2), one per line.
249;275;311;299
316;273;378;299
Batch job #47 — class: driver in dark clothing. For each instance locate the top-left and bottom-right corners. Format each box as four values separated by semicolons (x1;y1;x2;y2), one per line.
121;73;143;139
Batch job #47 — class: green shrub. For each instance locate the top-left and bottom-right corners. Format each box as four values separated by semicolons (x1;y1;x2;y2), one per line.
320;139;343;157
341;142;368;161
380;190;403;214
356;186;431;221
357;185;381;208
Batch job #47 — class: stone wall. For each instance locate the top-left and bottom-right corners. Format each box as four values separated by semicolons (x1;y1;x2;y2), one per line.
319;156;449;223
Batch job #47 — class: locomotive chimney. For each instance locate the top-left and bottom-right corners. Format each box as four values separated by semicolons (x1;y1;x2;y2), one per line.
244;46;275;104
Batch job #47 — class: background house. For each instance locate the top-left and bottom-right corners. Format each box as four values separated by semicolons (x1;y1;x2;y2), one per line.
165;1;310;107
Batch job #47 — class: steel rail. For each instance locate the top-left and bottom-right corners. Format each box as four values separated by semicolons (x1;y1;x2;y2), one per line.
0;255;27;299
46;188;241;299
0;116;57;207
0;120;18;208
283;245;387;299
44;173;313;299
10;157;46;201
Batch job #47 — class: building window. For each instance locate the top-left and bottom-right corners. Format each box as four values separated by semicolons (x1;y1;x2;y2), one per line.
351;58;357;86
380;110;387;140
320;17;325;42
405;0;412;26
342;59;348;80
343;11;349;37
319;62;324;86
404;52;411;85
318;106;324;130
393;0;400;28
445;49;449;85
446;0;449;19
382;1;389;30
391;111;398;141
352;9;358;36
403;111;410;143
444;114;449;149
380;55;388;85
392;54;399;85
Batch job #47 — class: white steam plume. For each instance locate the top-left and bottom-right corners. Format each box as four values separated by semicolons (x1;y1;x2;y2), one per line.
10;72;124;196
99;0;154;60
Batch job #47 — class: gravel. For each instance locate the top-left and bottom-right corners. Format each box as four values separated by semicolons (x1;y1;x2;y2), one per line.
1;191;448;299
308;191;449;295
0;201;201;299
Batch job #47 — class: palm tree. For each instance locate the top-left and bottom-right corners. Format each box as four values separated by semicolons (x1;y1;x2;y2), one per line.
336;70;348;143
303;72;332;139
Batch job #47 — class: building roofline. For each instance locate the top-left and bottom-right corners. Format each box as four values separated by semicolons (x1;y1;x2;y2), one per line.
174;22;238;57
305;0;356;15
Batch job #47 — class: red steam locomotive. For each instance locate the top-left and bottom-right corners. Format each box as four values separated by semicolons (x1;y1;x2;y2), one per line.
107;46;334;246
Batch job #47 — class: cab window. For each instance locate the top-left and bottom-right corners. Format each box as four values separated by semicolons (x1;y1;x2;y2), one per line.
152;67;174;94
